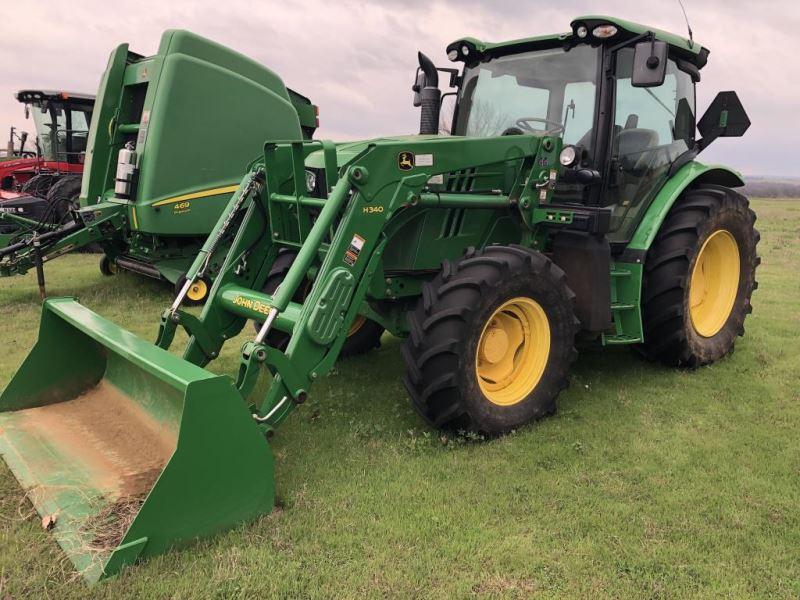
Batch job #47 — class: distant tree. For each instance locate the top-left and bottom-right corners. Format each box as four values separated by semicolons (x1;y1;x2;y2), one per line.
743;179;800;198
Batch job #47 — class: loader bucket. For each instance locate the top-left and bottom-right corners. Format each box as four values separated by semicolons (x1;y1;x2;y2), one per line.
0;298;274;583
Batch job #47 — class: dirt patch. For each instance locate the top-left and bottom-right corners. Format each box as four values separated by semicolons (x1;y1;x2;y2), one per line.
14;379;176;498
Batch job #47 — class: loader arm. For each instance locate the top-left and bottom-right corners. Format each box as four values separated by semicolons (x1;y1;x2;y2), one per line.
158;133;562;431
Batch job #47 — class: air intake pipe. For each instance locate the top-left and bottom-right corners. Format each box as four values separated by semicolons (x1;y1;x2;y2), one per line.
416;52;441;135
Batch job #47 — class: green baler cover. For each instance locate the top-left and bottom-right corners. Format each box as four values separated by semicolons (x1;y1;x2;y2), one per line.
135;30;302;235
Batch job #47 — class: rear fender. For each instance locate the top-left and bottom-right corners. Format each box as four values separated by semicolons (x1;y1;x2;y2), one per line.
627;161;744;252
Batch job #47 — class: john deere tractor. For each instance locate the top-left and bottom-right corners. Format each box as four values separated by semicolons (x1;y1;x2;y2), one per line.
0;16;757;582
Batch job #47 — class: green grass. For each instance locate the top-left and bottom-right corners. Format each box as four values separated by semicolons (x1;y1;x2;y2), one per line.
0;199;798;598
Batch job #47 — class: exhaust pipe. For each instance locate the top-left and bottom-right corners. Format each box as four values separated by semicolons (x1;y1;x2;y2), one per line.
416;52;441;135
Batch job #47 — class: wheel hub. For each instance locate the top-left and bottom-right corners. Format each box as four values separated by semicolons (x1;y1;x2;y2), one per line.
480;325;510;364
187;279;208;302
475;297;550;407
689;229;740;337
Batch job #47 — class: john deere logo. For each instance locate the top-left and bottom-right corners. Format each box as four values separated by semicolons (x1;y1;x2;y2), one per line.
398;151;414;171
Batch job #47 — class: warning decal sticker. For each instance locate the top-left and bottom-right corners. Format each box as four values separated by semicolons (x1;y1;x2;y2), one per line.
344;234;366;266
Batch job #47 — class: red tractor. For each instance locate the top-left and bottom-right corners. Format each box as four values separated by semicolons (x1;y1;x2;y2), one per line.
0;90;94;231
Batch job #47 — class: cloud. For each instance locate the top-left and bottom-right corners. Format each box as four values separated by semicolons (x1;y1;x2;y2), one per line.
1;0;797;175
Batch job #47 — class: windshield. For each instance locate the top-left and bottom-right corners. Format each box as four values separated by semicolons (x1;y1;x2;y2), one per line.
31;105;59;161
30;102;91;162
454;45;599;152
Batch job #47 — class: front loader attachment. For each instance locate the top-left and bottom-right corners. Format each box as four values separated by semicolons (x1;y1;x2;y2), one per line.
0;298;274;583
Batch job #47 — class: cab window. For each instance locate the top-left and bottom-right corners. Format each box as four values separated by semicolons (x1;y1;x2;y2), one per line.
455;45;599;154
606;47;696;241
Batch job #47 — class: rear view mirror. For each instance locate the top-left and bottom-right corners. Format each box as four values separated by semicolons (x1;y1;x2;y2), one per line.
698;91;750;138
412;71;426;107
632;40;667;88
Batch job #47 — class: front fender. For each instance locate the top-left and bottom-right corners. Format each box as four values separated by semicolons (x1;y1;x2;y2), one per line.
627;161;744;252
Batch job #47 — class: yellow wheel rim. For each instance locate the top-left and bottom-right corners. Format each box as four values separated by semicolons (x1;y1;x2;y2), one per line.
348;314;366;337
475;297;550;406
187;279;208;302
689;229;740;337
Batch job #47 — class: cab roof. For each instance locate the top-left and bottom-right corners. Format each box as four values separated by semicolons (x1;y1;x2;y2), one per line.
448;15;709;69
15;90;95;107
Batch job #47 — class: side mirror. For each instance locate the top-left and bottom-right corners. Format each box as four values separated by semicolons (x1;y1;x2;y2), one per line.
24;104;30;119
698;91;750;139
632;40;667;88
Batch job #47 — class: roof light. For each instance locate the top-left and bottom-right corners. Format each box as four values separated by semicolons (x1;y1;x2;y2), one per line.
576;25;588;38
592;24;618;39
447;49;459;61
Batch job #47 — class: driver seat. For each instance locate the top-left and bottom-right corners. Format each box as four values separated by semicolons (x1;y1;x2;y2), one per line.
617;128;659;174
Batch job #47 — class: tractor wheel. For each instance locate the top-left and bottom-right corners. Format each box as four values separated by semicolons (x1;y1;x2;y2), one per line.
402;245;579;435
45;175;82;223
99;255;117;276
175;274;210;306
20;173;57;198
255;249;384;356
640;184;759;367
47;175;103;252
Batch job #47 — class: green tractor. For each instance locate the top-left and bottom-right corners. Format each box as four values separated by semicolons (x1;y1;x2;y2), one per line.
0;16;757;582
0;30;318;302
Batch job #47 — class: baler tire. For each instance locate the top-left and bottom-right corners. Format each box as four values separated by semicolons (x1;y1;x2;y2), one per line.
402;245;579;435
99;255;117;276
254;249;384;357
20;173;57;198
175;274;210;306
639;184;759;367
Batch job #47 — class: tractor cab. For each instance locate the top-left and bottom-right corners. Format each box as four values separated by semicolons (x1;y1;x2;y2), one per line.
0;91;95;234
417;16;748;244
16;90;95;167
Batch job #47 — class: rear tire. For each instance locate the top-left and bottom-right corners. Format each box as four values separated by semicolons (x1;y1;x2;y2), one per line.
640;184;759;367
255;249;383;356
402;245;579;435
20;173;57;198
45;175;82;223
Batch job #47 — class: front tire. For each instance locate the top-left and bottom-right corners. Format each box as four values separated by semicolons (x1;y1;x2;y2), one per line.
640;184;759;366
402;245;579;435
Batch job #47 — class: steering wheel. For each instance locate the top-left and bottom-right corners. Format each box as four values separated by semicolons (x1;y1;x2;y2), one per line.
515;117;565;136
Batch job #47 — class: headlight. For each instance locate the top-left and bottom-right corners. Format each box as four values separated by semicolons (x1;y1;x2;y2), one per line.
559;146;578;167
305;169;317;193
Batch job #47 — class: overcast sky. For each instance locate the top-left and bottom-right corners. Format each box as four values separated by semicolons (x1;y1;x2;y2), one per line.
2;0;798;176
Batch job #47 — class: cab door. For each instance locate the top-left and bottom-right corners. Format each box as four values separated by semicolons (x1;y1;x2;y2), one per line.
603;47;697;243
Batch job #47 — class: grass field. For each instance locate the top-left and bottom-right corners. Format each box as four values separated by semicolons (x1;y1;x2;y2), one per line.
0;199;798;598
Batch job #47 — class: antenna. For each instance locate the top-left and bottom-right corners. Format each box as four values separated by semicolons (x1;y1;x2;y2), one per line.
677;0;694;47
